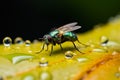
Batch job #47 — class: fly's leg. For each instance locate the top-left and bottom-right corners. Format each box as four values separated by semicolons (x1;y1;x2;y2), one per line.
72;41;85;54
45;45;49;51
49;44;53;56
36;43;45;54
77;39;88;47
59;44;63;50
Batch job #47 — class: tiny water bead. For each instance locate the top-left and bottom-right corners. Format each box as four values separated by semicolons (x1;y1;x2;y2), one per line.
92;48;107;53
65;51;74;59
77;57;88;62
14;37;24;44
3;37;12;47
39;57;48;67
25;40;31;46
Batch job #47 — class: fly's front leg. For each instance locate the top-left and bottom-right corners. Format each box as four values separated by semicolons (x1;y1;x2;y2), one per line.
45;44;49;51
49;44;53;56
36;43;45;54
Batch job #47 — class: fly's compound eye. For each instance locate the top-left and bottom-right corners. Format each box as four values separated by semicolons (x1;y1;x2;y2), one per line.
43;35;52;44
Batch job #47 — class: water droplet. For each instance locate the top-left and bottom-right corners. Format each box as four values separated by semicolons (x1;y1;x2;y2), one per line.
39;71;52;80
5;53;34;64
107;41;119;47
25;40;31;46
23;75;35;80
14;37;24;44
115;72;120;78
65;51;74;59
39;57;48;67
92;48;107;53
100;36;109;46
77;58;88;62
3;37;12;47
13;55;33;64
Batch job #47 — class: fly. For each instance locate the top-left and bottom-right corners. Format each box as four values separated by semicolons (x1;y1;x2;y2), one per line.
36;22;86;56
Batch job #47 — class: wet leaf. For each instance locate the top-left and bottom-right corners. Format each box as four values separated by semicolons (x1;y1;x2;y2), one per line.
0;16;120;80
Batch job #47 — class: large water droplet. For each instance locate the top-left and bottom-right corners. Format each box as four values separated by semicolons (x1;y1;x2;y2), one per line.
25;40;31;46
14;37;24;44
65;51;74;59
3;37;12;47
39;57;48;67
5;53;34;64
39;71;52;80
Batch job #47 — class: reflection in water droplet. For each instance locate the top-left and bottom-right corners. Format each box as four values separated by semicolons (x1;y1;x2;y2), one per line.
39;57;48;67
65;51;74;59
23;75;35;80
115;72;120;78
3;37;12;47
77;58;88;62
39;71;52;80
14;37;24;44
25;40;31;46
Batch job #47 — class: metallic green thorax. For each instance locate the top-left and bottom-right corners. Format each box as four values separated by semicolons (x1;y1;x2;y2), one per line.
49;30;59;37
49;30;77;45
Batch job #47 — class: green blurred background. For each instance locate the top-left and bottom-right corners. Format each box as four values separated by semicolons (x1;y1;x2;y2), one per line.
0;0;120;43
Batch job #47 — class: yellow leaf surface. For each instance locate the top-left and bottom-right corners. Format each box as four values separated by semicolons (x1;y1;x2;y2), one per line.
0;16;120;80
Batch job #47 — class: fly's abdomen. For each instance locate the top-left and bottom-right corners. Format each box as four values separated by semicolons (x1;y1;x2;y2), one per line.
63;32;77;41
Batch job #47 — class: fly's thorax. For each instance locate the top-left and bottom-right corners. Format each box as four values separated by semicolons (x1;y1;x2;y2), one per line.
49;30;59;38
63;32;77;41
49;30;62;43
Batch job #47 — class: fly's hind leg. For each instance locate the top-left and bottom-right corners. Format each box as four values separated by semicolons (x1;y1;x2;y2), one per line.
77;39;88;47
72;41;85;54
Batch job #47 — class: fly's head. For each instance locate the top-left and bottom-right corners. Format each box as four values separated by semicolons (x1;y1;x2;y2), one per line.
43;34;52;45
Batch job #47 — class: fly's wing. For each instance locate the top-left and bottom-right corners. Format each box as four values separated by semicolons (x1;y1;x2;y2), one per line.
56;22;81;32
